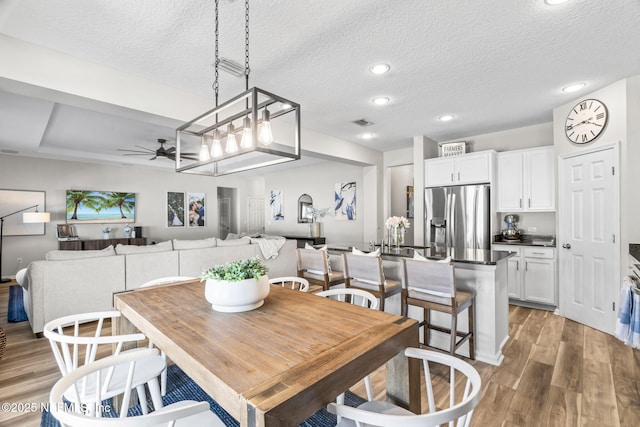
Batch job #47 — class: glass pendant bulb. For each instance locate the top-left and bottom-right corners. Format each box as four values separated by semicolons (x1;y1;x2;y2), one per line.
198;138;211;161
240;116;253;149
210;129;223;158
258;109;273;145
225;123;238;154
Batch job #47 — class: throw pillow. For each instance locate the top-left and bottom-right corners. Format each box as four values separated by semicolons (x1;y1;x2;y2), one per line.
115;240;173;255
172;237;218;250
304;243;332;274
413;252;452;263
352;248;381;257
45;245;116;261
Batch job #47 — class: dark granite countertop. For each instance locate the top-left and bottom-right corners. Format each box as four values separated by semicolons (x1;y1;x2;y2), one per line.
492;234;556;247
326;242;513;265
630;244;640;262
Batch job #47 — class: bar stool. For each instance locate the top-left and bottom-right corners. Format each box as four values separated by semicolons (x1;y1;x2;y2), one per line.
296;247;345;291
402;258;475;359
342;252;402;312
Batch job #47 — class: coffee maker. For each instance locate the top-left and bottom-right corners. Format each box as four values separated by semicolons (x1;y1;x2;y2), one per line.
502;214;520;241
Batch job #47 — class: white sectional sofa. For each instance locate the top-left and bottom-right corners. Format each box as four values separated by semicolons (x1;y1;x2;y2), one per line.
19;237;297;335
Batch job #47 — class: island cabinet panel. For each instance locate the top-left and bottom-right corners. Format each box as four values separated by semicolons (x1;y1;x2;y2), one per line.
59;237;147;250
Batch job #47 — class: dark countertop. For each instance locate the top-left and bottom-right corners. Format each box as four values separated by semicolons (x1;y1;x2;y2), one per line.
492;234;556;247
326;242;513;265
630;244;640;262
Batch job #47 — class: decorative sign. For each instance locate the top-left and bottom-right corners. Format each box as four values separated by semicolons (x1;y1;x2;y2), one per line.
439;141;467;157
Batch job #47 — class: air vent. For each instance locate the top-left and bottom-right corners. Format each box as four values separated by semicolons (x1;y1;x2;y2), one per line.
217;57;245;77
353;119;374;127
1;149;18;154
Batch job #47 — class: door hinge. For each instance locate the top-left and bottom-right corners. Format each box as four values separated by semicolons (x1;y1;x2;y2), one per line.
613;234;616;243
612;166;615;175
613;302;616;311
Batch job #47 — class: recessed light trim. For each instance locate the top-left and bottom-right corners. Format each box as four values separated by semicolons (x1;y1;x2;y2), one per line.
545;0;569;5
562;82;586;93
438;114;455;122
360;132;376;140
369;63;390;75
372;96;390;106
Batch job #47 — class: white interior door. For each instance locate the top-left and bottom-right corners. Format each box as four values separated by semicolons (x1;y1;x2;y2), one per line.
559;145;619;334
247;197;264;234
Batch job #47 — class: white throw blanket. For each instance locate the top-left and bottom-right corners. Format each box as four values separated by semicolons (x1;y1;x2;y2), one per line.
250;236;286;260
615;276;640;348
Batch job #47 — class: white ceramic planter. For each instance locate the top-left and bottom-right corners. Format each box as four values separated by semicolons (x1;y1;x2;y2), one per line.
204;275;270;312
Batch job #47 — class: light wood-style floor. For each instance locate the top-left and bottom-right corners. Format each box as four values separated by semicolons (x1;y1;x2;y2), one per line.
1;282;639;426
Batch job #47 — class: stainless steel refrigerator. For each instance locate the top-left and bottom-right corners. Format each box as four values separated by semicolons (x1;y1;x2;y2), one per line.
425;184;491;250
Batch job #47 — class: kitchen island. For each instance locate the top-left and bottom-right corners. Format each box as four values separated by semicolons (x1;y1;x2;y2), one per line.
327;243;512;366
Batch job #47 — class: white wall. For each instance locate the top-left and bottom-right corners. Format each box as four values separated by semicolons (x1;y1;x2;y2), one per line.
263;162;365;244
0;154;258;277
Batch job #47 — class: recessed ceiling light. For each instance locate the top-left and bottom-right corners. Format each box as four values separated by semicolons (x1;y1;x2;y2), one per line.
360;132;376;140
545;0;569;5
372;96;390;105
562;82;586;93
438;114;455;122
369;63;390;75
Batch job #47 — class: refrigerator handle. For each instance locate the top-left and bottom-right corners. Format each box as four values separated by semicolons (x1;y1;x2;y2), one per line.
447;193;456;246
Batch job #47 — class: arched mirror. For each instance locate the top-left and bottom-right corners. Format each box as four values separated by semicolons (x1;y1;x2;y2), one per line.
298;194;313;223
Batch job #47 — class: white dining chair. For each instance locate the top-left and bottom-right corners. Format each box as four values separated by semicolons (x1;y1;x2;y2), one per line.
269;276;310;292
316;288;378;404
139;276;196;395
327;347;482;427
44;311;166;415
49;348;227;426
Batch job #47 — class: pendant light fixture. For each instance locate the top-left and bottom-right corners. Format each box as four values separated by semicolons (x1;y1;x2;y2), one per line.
176;0;300;177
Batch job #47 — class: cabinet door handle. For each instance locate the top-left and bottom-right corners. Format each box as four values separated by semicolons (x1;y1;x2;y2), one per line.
528;198;531;208
458;172;460;181
519;199;522;208
516;260;519;270
525;261;528;271
451;173;454;182
531;252;545;255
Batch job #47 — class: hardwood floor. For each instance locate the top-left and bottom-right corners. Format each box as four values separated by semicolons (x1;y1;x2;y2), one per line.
1;283;639;426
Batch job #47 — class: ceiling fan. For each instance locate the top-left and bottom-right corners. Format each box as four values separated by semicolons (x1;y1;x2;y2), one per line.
118;139;198;161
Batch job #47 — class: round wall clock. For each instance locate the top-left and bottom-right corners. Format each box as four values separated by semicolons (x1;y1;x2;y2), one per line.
564;98;608;144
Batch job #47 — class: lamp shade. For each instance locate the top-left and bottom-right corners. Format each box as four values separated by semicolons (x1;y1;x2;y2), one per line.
23;212;50;223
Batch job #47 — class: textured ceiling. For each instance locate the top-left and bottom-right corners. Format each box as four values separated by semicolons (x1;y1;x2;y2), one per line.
0;0;639;168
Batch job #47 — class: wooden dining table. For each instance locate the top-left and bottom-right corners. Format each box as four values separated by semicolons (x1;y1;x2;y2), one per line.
113;280;420;427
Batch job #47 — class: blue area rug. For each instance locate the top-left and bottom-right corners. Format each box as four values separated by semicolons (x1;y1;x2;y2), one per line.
8;285;28;322
41;363;365;426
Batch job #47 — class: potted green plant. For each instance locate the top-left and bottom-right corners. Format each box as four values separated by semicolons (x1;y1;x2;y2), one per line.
201;258;270;312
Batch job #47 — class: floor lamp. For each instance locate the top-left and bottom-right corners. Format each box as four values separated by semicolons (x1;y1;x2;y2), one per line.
0;205;50;283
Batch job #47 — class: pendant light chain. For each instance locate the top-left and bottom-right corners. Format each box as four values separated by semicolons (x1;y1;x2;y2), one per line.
213;0;220;107
244;0;250;91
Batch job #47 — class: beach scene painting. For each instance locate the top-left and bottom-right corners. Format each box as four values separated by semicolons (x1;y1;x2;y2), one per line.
66;190;136;223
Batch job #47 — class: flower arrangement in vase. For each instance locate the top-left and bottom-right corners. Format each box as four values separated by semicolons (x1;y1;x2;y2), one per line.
306;206;331;237
201;258;270;312
385;216;411;248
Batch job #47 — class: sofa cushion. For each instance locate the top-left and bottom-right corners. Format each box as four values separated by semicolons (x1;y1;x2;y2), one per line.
45;245;116;261
217;237;251;246
115;240;173;254
172;237;218;250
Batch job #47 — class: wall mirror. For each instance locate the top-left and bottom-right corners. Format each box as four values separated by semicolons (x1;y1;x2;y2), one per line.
297;194;313;223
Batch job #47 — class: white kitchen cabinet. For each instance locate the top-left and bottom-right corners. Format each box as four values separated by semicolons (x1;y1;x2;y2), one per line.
494;244;556;307
497;146;555;212
425;151;494;187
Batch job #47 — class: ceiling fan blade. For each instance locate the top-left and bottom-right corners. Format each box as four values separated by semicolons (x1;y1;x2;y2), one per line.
181;155;200;161
166;146;176;152
117;148;151;154
134;145;155;152
121;153;152;156
149;155;158;160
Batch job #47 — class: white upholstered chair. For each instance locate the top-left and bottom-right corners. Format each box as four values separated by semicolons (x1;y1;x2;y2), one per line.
139;276;196;395
44;311;166;415
327;347;482;427
316;288;378;404
268;276;310;292
342;252;402;312
402;258;476;359
49;348;226;426
296;247;345;291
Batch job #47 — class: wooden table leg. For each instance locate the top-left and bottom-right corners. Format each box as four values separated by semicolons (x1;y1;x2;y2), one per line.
384;326;421;414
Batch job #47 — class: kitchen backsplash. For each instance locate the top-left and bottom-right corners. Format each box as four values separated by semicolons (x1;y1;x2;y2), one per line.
498;212;556;235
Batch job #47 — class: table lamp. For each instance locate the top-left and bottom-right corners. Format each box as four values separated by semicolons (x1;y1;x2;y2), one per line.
0;204;50;283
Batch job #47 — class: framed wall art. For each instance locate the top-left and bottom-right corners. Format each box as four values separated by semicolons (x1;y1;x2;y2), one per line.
187;192;206;227
334;182;356;221
269;189;284;221
167;192;185;227
66;190;135;224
